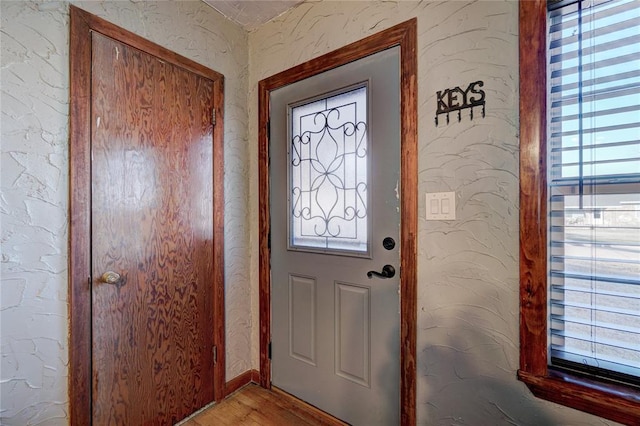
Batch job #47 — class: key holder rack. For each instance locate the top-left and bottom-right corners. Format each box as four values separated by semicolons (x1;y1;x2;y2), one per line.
435;80;486;126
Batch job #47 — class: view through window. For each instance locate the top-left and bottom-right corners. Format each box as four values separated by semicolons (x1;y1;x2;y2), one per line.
289;85;369;254
547;0;640;384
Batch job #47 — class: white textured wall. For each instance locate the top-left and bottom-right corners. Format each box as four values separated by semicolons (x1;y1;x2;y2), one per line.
0;0;625;424
247;1;618;425
1;1;252;424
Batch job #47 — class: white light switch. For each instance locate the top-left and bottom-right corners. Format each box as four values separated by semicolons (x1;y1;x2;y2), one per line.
425;192;456;220
430;199;439;215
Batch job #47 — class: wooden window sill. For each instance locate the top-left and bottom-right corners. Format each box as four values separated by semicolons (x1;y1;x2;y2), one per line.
518;369;640;425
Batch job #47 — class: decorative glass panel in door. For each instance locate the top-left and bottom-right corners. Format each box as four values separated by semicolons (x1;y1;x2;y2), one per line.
289;85;369;255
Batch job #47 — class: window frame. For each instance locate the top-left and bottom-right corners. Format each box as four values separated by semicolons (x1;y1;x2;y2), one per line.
518;1;640;424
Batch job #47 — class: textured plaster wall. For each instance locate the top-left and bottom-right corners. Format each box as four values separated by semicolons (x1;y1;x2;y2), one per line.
247;1;618;425
1;1;251;424
0;0;626;424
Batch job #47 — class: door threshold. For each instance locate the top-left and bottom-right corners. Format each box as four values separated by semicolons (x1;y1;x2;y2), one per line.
271;386;349;426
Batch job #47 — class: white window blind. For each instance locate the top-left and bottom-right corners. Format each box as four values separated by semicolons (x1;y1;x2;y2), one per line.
548;0;640;384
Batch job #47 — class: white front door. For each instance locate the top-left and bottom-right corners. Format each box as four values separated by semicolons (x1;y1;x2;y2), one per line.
270;47;401;425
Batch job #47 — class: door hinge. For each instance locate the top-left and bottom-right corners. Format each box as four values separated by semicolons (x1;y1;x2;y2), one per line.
267;231;271;250
268;341;272;360
213;345;218;365
212;109;216;126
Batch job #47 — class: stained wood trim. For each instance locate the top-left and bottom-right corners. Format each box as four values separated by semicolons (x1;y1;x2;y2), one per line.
518;0;548;378
251;368;260;384
399;20;418;426
258;18;418;425
212;77;226;402
518;371;640;425
69;7;222;81
69;7;92;425
68;5;226;424
224;369;260;396
518;2;640;424
258;78;271;391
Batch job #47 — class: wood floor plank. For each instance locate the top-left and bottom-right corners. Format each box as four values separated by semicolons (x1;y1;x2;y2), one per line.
180;384;347;426
240;386;320;425
241;393;315;426
237;390;312;425
270;387;348;426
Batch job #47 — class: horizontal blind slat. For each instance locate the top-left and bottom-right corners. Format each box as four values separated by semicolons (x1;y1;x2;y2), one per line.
550;84;640;108
551;255;640;266
550;70;640;94
550;271;640;286
550;353;640;384
551;240;640;249
550;34;640;64
550;175;640;187
550;52;640;79
550;157;640;169
549;0;639;32
550;330;640;352
550;121;640;137
551;301;640;317
550;104;640;123
550;350;640;376
550;139;640;152
549;16;640;49
551;347;640;367
551;314;640;332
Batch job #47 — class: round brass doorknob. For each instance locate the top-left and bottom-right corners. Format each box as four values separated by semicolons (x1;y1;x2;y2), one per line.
101;271;121;285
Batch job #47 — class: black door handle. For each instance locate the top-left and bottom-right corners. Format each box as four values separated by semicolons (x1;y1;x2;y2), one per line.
367;264;396;279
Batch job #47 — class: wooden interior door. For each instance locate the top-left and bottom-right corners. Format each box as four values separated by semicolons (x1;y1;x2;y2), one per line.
90;32;217;424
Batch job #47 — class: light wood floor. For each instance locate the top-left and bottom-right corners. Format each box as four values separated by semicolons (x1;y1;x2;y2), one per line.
179;384;348;426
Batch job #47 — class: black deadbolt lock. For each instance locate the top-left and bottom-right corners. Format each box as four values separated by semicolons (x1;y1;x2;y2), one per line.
383;237;396;250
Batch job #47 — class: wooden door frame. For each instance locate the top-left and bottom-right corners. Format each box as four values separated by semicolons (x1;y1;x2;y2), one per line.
258;19;418;425
68;6;226;424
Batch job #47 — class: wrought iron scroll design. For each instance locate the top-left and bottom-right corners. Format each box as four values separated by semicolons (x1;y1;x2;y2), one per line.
435;80;486;126
291;102;368;248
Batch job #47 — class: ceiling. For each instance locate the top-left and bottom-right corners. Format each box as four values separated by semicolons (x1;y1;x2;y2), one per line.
203;0;305;30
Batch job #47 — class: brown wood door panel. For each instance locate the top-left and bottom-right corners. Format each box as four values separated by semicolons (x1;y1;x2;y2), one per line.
91;32;215;425
70;7;225;425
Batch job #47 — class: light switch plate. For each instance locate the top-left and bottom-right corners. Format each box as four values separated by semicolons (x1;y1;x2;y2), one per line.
425;192;456;220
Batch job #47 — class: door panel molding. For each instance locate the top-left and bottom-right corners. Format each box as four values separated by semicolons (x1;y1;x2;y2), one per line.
69;6;225;424
258;19;417;425
288;274;317;366
334;282;371;387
